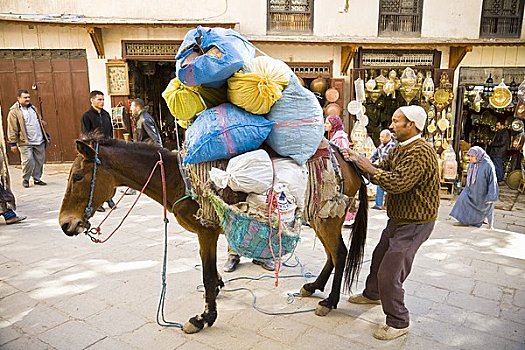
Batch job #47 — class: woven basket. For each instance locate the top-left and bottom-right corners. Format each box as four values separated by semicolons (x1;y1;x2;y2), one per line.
209;194;300;260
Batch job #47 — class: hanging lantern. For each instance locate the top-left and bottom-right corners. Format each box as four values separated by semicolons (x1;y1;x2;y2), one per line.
483;73;494;97
422;71;435;101
354;77;366;102
400;67;417;89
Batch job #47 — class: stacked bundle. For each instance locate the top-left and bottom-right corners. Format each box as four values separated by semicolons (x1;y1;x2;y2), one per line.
162;26;324;167
162;26;325;260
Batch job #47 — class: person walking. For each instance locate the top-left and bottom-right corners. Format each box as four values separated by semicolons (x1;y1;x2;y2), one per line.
81;90;115;212
369;129;396;210
130;98;163;147
489;121;509;184
7;89;49;188
450;146;498;229
1;113;26;224
342;105;440;340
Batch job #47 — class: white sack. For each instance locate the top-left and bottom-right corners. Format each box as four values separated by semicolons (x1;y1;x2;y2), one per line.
272;158;308;210
209;149;273;194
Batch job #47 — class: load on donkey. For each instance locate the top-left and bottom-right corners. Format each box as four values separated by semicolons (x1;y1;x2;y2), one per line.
59;26;368;334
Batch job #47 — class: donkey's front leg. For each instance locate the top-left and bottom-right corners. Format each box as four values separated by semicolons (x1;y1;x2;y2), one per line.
183;230;221;334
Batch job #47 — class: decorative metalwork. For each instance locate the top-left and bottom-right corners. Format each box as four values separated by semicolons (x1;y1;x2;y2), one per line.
480;0;524;37
361;52;435;67
267;0;313;33
459;67;525;86
379;0;423;36
0;49;86;60
286;62;331;78
124;42;180;58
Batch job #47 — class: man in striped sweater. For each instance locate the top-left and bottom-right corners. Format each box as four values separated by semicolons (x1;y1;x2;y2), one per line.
342;105;440;340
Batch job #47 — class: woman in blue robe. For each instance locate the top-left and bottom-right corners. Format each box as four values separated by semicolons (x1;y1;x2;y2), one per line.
450;146;498;228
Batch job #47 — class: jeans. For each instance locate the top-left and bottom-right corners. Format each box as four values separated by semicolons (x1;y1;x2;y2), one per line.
375;186;385;208
491;156;504;182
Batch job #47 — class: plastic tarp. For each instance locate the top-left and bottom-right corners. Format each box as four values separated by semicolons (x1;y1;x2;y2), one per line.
265;75;325;165
184;103;274;165
176;26;256;88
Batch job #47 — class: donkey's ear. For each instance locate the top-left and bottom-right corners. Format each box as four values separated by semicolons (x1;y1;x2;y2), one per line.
76;140;96;160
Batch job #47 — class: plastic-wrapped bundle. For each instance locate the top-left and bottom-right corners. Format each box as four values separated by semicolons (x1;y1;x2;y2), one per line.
227;56;292;114
162;78;227;127
265;75;325;165
176;26;256;88
183;103;274;165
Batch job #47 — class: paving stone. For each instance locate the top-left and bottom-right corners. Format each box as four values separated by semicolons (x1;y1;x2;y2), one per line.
470;259;500;273
464;311;525;344
446;291;500;316
8;304;69;336
117;322;186;349
1;335;54;350
513;289;525;308
472;280;504;301
38;320;105;350
414;284;450;303
85;305;149;336
0;324;24;346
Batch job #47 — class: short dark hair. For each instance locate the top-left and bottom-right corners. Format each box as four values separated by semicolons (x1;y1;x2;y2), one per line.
89;90;104;99
17;89;29;97
132;98;145;108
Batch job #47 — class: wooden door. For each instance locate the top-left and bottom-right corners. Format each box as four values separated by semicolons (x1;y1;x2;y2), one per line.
0;49;90;164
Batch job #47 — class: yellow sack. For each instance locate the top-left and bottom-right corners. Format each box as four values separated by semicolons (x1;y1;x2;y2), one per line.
227;56;292;115
162;78;205;121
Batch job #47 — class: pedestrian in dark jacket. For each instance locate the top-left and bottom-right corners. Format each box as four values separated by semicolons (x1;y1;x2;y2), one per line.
130;98;163;147
81;90;113;138
80;90;115;212
489;121;509;183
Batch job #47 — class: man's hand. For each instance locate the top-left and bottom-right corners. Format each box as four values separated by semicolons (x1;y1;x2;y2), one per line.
341;148;378;175
10;146;18;153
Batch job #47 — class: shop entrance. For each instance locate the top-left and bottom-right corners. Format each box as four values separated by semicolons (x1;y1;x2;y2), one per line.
126;60;180;149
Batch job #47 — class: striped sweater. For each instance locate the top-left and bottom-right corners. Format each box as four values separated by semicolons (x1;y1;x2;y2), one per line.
373;138;440;224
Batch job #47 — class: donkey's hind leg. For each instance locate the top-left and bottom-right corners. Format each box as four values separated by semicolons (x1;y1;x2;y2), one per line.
183;229;221;334
302;218;347;316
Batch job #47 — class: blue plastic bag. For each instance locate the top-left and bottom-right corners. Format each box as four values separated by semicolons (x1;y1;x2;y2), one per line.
265;75;325;165
184;103;274;165
176;26;256;88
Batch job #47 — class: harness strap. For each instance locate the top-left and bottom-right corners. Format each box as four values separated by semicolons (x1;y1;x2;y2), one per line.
85;142;101;219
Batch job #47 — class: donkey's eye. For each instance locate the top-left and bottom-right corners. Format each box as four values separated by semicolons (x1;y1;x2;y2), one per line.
72;174;83;182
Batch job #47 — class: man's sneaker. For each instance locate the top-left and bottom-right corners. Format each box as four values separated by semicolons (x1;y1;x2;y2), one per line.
5;215;27;225
223;254;240;273
34;180;47;186
22;180;29;188
252;259;275;271
373;324;409;340
348;293;381;304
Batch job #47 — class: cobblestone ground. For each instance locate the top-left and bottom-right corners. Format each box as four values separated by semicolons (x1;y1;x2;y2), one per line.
1;164;524;350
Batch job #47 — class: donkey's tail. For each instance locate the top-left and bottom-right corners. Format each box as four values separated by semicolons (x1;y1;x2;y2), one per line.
343;180;368;292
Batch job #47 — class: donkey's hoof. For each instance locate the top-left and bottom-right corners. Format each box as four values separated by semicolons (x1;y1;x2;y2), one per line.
315;304;332;316
183;321;203;334
299;287;313;297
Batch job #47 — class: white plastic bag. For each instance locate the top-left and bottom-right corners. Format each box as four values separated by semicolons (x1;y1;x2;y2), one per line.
272;158;308;210
209;149;273;194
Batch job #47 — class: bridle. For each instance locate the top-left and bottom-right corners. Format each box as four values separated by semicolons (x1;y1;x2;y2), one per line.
84;141;101;221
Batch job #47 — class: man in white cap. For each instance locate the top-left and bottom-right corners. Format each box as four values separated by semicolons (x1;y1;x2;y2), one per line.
342;105;440;340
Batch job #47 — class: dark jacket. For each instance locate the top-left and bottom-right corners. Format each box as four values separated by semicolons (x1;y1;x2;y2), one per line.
81;107;113;138
134;110;163;147
489;128;509;159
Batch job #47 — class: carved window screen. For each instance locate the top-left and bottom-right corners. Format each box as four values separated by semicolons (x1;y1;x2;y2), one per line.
267;0;313;34
480;0;524;38
378;0;423;37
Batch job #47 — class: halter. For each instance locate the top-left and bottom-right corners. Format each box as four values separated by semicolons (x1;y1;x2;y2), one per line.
84;142;101;220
